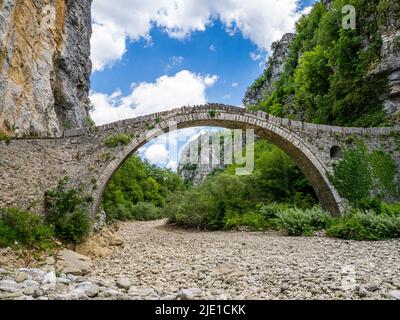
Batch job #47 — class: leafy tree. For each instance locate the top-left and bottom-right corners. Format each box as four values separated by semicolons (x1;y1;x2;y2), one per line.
102;156;184;221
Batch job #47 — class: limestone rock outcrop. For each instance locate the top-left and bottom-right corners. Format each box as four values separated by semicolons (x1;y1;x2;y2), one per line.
0;0;92;138
243;33;295;107
369;1;400;124
178;132;227;185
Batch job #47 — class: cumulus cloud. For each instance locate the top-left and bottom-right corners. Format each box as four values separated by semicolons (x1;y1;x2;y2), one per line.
90;90;136;125
145;144;169;164
90;70;218;125
91;23;126;72
91;0;308;71
138;127;214;170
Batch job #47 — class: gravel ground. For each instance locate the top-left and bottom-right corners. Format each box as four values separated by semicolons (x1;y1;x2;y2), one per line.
1;219;400;300
91;220;400;300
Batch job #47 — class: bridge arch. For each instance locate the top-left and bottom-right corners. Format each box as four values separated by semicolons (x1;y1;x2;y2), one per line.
91;106;346;217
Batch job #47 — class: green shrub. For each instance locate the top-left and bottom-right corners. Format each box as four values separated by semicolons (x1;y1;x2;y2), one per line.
258;203;291;220
276;208;314;236
0;208;54;250
275;207;332;236
105;133;133;147
307;206;332;230
380;202;400;216
164;174;263;230
0;131;11;144
208;110;219;118
164;189;213;229
44;177;93;244
225;211;268;231
327;210;400;241
87;117;96;129
131;202;162;221
329;143;372;206
105;203;134;221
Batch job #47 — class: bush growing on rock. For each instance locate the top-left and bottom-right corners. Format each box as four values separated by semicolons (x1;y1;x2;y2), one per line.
44;177;93;244
0;208;54;250
105;133;133;148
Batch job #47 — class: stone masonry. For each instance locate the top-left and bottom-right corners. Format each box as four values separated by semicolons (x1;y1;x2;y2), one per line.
0;104;399;217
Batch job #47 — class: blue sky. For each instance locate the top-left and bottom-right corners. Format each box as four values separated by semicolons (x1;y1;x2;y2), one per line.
89;0;317;169
91;20;263;106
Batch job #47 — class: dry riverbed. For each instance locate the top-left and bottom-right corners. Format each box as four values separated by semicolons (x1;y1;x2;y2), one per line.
1;219;400;300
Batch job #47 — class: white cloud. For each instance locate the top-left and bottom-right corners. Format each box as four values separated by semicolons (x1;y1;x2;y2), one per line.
166;161;178;171
209;44;216;52
145;144;169;164
166;56;185;71
203;75;219;86
90;70;218;125
232;82;238;87
124;70;218;116
91;23;127;72
222;94;231;99
250;51;263;61
91;0;309;71
90;90;136;125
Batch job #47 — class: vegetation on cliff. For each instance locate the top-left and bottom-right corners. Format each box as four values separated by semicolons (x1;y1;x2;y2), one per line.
247;0;398;127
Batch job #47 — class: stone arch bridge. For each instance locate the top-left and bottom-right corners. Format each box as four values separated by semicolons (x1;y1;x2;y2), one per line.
0;104;399;217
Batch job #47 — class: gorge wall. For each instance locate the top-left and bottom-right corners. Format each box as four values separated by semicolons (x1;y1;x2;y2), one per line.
243;33;295;107
369;2;400;122
0;0;92;138
244;0;400;125
178;131;228;185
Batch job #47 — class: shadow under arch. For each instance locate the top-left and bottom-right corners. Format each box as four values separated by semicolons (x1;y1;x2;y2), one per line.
91;109;345;217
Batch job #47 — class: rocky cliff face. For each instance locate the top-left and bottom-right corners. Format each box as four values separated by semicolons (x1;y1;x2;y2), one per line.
243;33;295;107
178;132;227;185
0;0;92;138
244;1;400;124
369;2;400;124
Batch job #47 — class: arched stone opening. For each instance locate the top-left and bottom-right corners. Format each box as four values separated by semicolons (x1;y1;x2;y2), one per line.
330;146;343;160
91;110;345;217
